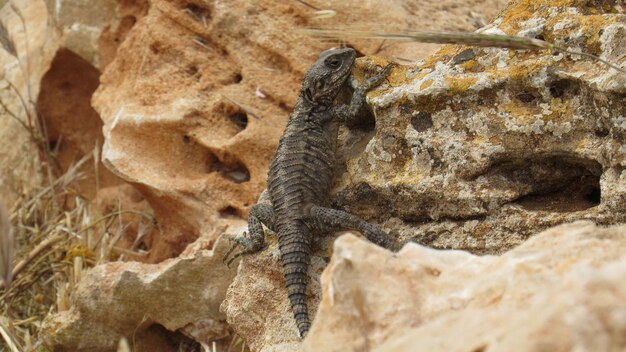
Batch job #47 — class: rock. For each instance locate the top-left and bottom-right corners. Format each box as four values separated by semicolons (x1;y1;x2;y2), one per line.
42;0;148;70
221;229;333;352
34;0;510;350
338;0;626;254
0;0;141;203
92;0;509;263
222;0;626;350
42;222;244;352
0;0;59;204
302;221;626;352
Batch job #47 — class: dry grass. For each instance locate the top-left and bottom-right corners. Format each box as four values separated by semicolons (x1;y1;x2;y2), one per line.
0;5;156;351
0;151;156;352
303;28;626;74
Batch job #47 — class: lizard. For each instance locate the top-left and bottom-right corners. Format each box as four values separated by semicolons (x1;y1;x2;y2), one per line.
223;47;396;338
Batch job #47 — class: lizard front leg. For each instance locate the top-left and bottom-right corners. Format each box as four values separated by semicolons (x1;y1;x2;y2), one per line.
309;205;400;251
223;203;276;267
332;64;392;123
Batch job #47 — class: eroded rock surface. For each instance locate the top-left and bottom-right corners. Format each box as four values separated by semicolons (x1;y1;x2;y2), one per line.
222;0;626;350
42;222;243;352
92;0;507;262
304;222;626;352
340;0;626;254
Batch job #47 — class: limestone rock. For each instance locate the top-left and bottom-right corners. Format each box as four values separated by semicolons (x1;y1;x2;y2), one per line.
42;223;244;352
303;222;626;352
0;0;59;204
222;0;626;350
338;0;626;254
92;0;508;262
221;231;333;352
42;0;148;70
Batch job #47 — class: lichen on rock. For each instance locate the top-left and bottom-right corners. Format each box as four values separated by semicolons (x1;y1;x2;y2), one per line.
222;0;626;350
338;0;626;255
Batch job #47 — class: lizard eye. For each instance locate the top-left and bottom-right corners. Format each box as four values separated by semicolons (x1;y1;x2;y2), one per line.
326;58;341;69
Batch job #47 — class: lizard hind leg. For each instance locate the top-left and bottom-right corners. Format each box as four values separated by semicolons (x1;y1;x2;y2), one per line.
222;203;276;267
310;205;400;251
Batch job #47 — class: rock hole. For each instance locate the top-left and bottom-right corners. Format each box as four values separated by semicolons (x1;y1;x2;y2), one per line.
549;79;579;98
219;206;241;219
229;112;248;130
137;241;148;251
585;185;601;204
183;3;211;23
278;102;290;111
516;92;536;103
149;42;161;54
37;48;123;198
186;65;198;75
182;135;190;144
595;129;609;137
134;324;200;351
483;157;603;212
224;164;250;183
410;111;433;132
207;155;250;183
233;73;243;83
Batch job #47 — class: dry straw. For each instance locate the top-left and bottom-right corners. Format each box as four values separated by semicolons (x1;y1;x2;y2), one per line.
303;28;626;74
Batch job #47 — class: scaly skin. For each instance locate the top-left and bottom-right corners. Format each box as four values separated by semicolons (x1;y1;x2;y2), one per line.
224;48;394;337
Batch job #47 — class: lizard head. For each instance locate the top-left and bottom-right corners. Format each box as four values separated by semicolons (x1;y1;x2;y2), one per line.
301;47;356;107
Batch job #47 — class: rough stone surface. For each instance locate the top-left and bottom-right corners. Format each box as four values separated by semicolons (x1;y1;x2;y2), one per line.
43;0;148;70
222;0;626;350
42;222;243;352
303;222;626;352
0;0;143;203
0;0;59;205
221;229;333;352
339;0;626;254
92;0;507;263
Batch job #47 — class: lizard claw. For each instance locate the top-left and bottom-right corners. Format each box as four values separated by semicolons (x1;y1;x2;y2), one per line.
364;63;394;89
222;232;268;268
222;234;243;268
381;63;393;76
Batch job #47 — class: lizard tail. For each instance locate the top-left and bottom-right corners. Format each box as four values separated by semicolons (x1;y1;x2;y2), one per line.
279;222;312;337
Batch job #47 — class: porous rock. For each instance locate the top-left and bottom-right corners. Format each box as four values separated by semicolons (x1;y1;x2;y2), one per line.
303;221;626;352
92;0;507;262
39;0;509;350
41;222;244;352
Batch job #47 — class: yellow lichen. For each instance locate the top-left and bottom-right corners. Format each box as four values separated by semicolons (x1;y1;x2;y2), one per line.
543;97;572;122
499;0;577;33
445;76;478;94
501;102;537;125
459;60;476;71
